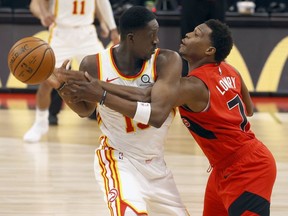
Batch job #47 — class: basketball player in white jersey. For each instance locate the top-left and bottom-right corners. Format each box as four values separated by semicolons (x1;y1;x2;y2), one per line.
48;6;189;216
23;0;119;142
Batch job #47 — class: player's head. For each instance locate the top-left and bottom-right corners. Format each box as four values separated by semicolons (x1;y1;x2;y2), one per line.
119;6;159;60
179;19;233;64
205;19;233;62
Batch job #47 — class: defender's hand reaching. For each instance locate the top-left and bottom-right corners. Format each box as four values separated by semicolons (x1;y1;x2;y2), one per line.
62;72;104;103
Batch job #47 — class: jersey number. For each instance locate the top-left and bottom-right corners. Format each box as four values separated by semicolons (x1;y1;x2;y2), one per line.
124;116;149;133
73;0;85;15
227;95;248;131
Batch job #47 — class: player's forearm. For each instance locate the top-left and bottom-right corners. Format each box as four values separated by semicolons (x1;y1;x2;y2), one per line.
95;0;117;30
100;81;151;102
58;90;96;117
29;0;49;19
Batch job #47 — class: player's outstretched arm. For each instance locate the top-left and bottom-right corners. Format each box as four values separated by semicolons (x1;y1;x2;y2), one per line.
81;55;152;102
65;50;182;128
147;49;182;127
49;60;97;118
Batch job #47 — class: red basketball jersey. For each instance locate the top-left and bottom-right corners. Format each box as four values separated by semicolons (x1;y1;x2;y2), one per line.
179;62;259;167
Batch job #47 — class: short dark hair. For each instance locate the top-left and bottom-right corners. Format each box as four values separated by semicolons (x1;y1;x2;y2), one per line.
205;19;233;63
119;6;157;40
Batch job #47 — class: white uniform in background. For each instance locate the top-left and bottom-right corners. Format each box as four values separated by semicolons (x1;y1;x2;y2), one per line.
49;0;116;67
94;47;188;216
23;0;117;143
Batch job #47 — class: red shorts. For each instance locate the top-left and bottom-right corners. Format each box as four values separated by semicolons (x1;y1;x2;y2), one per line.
203;142;276;216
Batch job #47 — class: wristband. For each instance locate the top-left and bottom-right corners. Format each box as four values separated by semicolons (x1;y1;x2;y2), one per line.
100;90;107;105
133;102;151;125
57;82;66;91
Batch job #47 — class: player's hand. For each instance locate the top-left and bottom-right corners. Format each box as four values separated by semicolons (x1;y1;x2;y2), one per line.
110;29;120;45
100;22;109;38
40;13;55;27
47;72;61;89
53;60;87;84
62;72;103;103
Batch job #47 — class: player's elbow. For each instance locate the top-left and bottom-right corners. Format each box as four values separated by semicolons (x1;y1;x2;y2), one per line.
149;119;164;128
78;110;94;118
75;104;96;118
246;105;254;117
149;113;169;128
246;110;254;117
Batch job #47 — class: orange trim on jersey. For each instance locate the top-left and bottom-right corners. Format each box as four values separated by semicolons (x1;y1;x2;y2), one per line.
97;111;102;125
96;150;114;213
109;47;148;80
98;135;112;148
172;107;176;117
54;0;59;19
107;150;121;215
152;48;160;81
96;149;147;215
96;53;102;80
97;149;122;215
47;24;55;44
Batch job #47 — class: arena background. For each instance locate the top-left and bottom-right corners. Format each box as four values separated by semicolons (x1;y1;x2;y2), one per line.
0;3;287;95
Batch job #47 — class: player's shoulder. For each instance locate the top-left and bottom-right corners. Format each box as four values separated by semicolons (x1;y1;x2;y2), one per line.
80;54;98;78
158;48;180;57
157;48;181;63
81;54;97;67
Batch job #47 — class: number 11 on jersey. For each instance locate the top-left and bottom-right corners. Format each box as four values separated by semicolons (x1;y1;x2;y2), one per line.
73;0;85;15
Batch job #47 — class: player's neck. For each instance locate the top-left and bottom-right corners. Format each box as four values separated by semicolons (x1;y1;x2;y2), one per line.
112;46;144;76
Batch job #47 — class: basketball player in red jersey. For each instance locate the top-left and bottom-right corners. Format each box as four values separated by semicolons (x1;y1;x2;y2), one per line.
175;19;276;215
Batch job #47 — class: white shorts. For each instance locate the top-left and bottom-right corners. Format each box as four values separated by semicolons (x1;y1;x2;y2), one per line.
94;146;189;216
49;24;104;68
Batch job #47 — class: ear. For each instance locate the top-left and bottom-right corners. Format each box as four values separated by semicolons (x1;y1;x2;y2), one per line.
127;33;134;42
205;46;216;56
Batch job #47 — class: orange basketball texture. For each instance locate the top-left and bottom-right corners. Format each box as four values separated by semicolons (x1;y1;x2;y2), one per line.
7;37;55;85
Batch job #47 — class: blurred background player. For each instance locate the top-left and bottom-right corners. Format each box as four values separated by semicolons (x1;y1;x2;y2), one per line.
23;0;120;142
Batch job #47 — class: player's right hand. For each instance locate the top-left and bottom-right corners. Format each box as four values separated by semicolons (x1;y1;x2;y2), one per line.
40;13;55;27
52;60;89;87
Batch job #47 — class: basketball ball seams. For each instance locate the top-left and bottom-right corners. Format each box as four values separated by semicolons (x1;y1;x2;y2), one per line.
13;43;48;79
8;37;43;56
23;48;55;83
8;37;55;85
8;38;44;71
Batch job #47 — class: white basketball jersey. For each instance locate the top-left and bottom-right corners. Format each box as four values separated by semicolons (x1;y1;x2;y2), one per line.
97;47;175;160
51;0;95;27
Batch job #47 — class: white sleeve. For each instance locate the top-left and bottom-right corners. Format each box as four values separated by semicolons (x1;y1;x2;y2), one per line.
95;0;117;30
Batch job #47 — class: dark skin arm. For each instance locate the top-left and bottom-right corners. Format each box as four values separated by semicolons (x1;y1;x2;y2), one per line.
174;76;209;112
49;57;151;117
233;68;254;116
57;49;182;128
81;55;152;102
240;75;254;116
48;60;96;117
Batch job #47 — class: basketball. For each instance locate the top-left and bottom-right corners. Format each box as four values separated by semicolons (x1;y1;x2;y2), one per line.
7;36;55;85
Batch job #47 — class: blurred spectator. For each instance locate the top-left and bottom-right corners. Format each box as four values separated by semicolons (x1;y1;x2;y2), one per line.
0;0;30;9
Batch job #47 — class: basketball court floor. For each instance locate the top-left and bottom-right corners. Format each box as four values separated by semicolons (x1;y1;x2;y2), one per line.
0;94;287;215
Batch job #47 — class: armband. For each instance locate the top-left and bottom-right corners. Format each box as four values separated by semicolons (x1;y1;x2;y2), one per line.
100;90;107;105
133;102;151;125
57;82;66;91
